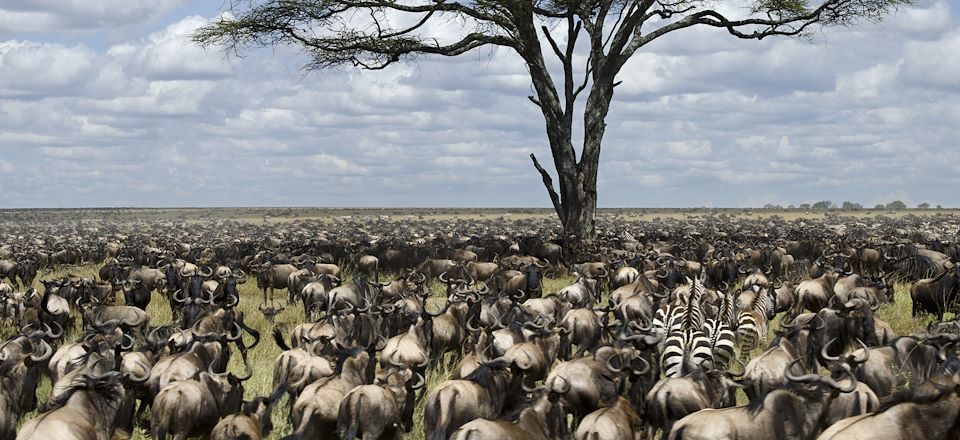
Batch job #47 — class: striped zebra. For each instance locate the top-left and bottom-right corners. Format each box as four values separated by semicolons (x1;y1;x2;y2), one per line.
678;276;705;330
703;318;737;368
661;328;714;377
653;303;684;336
715;289;738;329
735;285;777;358
660;277;715;377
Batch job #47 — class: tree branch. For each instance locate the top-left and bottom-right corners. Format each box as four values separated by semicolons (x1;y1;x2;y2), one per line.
541;25;566;62
530;153;566;224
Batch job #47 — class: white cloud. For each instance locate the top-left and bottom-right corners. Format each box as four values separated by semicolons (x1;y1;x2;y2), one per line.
0;2;958;207
0;41;97;97
0;0;185;33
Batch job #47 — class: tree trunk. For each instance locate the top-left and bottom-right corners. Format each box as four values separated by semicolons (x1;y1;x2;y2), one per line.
520;18;612;253
561;173;597;241
529;81;611;251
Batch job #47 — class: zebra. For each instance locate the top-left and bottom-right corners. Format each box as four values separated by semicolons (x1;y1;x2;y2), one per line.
703;318;737;368
735;284;777;358
661;328;715;377
653;303;684;336
660;277;716;377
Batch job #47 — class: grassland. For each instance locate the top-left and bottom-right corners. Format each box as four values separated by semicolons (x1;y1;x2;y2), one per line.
13;261;944;439
1;207;957;225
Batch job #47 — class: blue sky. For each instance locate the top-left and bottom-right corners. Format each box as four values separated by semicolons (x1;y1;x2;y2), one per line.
1;0;959;208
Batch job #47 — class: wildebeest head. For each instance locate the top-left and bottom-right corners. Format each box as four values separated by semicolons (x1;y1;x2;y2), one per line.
655;256;686;291
160;261;181;293
520;259;548;294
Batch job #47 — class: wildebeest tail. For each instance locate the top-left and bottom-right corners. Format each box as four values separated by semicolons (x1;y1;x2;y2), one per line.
273;326;291;351
430;389;457;440
342;393;363;439
671;426;686;440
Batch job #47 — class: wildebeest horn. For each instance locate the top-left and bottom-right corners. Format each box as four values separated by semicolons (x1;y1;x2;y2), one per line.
553;376;571;393
44;321;63;339
676;258;687;267
772;278;784;289
653;284;670;298
535;259;549;268
596;266;609;279
179;267;191;278
120;333;135;351
523;317;547;330
82;333;98;349
605;353;623;372
820;366;858;393
416;357;430;369
851;339;870;363
821;337;841;362
655;268;667;279
227;322;243;341
234;269;246;281
521;379;542;393
466;314;481;332
225;295;240;309
235;356;254;381
784;358;821;383
408;372;426;390
438;271;450;283
122;313;148;330
29;339;53;363
809;314;826;331
779;315;798;330
123;362;151;383
200;266;213;277
629;320;653;333
630;355;651;376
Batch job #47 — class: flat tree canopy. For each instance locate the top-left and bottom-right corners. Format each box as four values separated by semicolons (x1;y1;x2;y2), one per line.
195;0;908;250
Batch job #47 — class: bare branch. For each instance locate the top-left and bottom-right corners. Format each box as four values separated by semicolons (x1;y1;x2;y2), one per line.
530;153;566;223
541;25;566;62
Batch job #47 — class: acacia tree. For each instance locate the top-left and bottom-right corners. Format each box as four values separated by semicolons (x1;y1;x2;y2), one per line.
195;0;906;245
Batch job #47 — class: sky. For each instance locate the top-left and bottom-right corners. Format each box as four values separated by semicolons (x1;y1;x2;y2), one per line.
0;0;958;209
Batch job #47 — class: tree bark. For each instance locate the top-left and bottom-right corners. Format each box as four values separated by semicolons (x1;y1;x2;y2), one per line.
529;70;613;249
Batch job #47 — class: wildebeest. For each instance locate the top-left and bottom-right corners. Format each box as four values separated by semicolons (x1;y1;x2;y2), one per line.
151;357;253;439
910;264;960;320
667;359;857;440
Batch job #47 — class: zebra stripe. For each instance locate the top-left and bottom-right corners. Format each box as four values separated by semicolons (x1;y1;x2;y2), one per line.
716;290;738;329
736;310;767;353
654;304;685;335
661;331;687;378
689;330;714;369
705;318;737;368
660;329;714;378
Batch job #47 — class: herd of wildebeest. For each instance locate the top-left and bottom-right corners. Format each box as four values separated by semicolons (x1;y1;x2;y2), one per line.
1;211;959;439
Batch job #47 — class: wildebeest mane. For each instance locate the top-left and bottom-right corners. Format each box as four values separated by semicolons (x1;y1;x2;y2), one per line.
45;372;122;412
